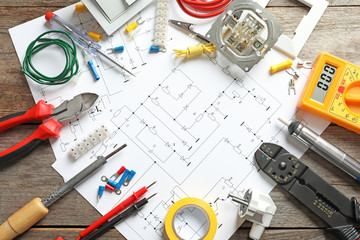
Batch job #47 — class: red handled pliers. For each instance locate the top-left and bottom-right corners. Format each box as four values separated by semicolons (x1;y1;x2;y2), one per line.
0;92;98;166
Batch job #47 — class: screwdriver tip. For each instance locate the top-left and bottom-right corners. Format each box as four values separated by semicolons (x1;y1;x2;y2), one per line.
278;117;290;126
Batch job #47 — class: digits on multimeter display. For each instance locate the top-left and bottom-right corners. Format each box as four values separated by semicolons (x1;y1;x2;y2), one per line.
311;64;337;103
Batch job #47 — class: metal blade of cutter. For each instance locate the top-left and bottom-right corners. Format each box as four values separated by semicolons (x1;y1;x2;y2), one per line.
53;93;98;121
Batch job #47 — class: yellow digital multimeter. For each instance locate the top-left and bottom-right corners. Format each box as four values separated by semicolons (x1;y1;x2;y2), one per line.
299;52;360;134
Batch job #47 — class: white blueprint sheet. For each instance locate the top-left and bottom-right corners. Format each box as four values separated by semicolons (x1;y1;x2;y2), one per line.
9;2;330;239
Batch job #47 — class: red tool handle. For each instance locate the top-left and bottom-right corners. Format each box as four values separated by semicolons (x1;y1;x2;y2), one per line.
79;186;148;238
0;118;62;166
0;100;54;133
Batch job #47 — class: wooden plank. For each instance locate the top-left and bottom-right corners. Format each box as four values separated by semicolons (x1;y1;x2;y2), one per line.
14;227;341;240
0;1;78;7
10;228;124;240
266;6;360;64
1;1;360;239
298;6;360;64
267;0;360;7
0;52;34;113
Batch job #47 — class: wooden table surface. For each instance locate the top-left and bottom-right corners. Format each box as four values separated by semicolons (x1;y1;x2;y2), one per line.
1;0;360;239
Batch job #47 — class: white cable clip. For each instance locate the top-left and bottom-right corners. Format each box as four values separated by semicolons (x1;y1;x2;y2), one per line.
229;188;276;240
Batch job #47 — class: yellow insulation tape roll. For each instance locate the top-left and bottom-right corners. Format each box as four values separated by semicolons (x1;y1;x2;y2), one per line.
165;198;217;240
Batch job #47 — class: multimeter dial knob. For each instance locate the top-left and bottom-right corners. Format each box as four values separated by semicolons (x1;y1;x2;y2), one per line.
344;81;360;116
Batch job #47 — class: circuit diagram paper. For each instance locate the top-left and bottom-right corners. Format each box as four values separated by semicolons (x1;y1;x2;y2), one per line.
9;2;330;239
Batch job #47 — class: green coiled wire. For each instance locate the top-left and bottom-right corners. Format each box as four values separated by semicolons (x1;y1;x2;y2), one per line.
22;30;79;85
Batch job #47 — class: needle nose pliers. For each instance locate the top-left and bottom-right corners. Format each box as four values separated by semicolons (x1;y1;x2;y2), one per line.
0;92;98;166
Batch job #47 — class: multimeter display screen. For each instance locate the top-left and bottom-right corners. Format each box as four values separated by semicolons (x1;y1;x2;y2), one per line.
311;63;337;103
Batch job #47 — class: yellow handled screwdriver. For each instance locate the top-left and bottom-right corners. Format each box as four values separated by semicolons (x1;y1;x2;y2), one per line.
0;143;127;240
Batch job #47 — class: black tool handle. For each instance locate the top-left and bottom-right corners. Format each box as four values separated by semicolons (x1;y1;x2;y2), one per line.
352;197;360;223
0;139;42;167
0;118;62;167
329;225;360;240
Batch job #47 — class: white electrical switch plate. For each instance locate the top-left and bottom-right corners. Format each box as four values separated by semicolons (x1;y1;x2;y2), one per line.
82;0;152;35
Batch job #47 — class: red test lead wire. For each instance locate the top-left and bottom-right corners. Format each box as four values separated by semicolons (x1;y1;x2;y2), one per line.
176;0;233;18
78;182;156;239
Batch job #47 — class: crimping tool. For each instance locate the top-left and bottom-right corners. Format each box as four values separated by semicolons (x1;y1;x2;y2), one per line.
255;142;360;240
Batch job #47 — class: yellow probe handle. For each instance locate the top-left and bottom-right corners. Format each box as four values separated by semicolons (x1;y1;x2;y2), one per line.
0;198;49;240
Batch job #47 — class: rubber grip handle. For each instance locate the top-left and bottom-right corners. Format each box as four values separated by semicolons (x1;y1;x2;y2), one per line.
0;118;62;165
0;198;49;240
0;100;54;133
329;224;360;240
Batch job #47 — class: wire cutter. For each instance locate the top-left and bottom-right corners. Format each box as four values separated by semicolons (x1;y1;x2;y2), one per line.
255;142;360;240
0;92;98;165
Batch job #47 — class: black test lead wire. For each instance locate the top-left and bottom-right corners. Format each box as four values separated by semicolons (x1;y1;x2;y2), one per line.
81;193;157;240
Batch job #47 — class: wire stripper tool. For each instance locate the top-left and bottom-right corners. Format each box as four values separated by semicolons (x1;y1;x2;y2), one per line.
0;92;98;165
255;142;360;240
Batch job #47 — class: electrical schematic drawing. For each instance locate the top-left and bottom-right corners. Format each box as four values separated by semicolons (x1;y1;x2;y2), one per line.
10;3;323;239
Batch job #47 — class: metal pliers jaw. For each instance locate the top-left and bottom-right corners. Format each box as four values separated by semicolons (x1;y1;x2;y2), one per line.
52;93;98;121
0;93;98;167
255;142;360;240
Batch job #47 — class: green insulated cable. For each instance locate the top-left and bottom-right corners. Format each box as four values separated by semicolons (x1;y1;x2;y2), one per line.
22;30;79;85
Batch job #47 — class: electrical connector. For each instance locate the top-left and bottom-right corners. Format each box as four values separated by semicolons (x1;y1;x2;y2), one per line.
106;46;124;54
126;18;145;39
229;188;276;240
270;59;292;73
123;170;136;186
297;60;313;69
97;185;105;203
152;0;169;52
69;125;109;160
